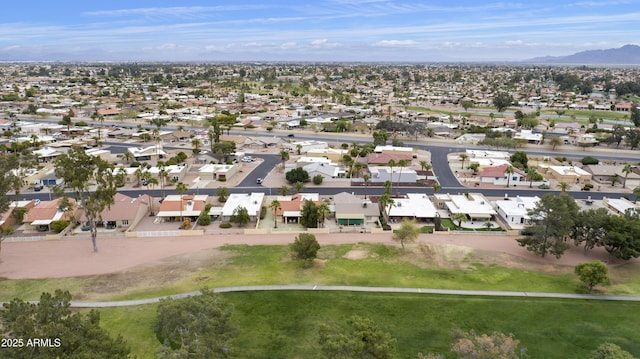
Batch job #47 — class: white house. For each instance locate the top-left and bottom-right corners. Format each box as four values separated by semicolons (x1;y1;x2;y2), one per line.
387;193;438;222
285;140;328;154
513;130;543;144
433;193;496;221
303;162;345;179
221;192;265;221
128;145;167;162
368;166;417;183
493;196;540;229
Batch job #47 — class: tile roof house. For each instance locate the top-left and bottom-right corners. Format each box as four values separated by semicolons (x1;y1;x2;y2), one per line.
478;164;526;186
80;193;148;230
272;193;321;224
157;195;208;221
23;197;78;232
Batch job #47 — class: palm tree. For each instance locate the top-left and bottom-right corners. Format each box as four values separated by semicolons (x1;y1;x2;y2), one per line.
611;175;620;187
396;159;409;196
191;138;202;155
317;203;330;228
432;182;442;193
157;161;168;198
351;161;364;179
505;165;514;188
363;174;371;200
134;167;144;187
557;182;570;192
458;153;468;169
269;199;281;228
294;181;305;194
419;160;431;172
378;192;394;219
279;185;290;196
175;181;188;223
484;221;494;230
549;136;563;150
215;186;230;202
526;167;537;188
622;164;633;189
386;159;397;194
279;150;290;172
451;212;467;229
141;171;158;215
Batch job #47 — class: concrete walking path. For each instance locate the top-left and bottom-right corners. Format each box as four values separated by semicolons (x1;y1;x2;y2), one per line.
65;285;640;308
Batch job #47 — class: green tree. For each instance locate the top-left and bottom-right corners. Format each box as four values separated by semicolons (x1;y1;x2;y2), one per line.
300;200;319;228
517;193;579;258
212;141;236;162
378;192;395;219
191;138;202;155
231;206;250;227
1;290;130;359
154;289;237;358
393;219;420;251
575;260;611;292
602;212;640;260
548;136;563;150
149;117;168;131
280;150;290;169
318;315;397;359
634;185;640;204
492;92;513;113
0;153;20;253
269;199;281;229
54;146;122;252
590;343;635;359
313;174;324;185
572;208;611;254
216;186;230;202
286;167;310;184
290;232;320;268
59;113;73;135
372;130;389;146
294;181;305;194
509;151;528;169
557;181;570;192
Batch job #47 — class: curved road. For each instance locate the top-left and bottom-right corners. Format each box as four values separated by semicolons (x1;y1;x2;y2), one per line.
61;285;640;308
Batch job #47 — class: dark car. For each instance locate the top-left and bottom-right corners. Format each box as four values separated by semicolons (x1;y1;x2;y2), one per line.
287;134;295;138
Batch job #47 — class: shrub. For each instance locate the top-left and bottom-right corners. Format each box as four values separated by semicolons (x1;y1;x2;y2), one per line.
583;183;594;191
219;222;232;229
197;212;211;226
581;156;599;165
3;226;14;235
260;206;267;220
218;177;227;182
130;161;141;167
285;167;310;184
313;174;323;185
51;220;69;233
180;218;192;229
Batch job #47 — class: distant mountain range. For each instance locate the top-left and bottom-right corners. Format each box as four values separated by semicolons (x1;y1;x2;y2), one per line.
524;44;640;64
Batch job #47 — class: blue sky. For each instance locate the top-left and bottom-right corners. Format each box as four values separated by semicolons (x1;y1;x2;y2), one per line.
1;0;639;62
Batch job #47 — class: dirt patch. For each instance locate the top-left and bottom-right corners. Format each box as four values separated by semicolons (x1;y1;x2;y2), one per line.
77;248;230;300
343;249;369;260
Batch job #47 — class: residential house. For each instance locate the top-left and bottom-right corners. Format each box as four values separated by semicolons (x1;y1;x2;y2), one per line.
303;162;345;179
156;194;208;222
306;148;348;162
433;193;496;222
80;193;148;229
32;146;64;163
373;145;414;156
584;165;624;186
243;136;282;149
0;200;36;231
23;197;78;232
513;130;543;144
272;193;320;224
198;163;240;181
387;193;438;222
367;152;413;165
127;145;167;162
493;196;540;229
285;140;328;154
478;164;526;186
333;192;380;226
602;197;639;216
221;192;265;222
368;166;417;184
538;164;592;185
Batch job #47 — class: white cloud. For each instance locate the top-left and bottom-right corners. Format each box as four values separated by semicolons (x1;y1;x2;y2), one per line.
374;40;418;47
310;39;340;48
504;40;524;46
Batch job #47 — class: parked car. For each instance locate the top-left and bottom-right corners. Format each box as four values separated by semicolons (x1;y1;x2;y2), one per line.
34;184;44;191
287;134;295;138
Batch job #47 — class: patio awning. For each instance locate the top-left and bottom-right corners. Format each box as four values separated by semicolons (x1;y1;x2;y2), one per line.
469;213;492;219
30;219;53;225
283;211;301;217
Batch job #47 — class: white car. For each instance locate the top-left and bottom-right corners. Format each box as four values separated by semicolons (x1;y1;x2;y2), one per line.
256;177;263;184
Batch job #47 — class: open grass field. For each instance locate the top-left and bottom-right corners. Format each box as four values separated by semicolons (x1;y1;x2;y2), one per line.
99;290;640;358
5;242;640;357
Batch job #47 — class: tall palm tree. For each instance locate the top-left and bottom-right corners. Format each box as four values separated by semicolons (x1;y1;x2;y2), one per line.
451;212;467;229
269;199;281;228
157;162;168;198
280;150;290;172
622;164;633;189
294;181;305;194
141;171;159;215
175;181;188;222
433;183;442;193
317;203;330;228
363;174;371;200
386;159;397;194
458;153;469;169
526;167;537;188
396;159;409;196
191;138;202;155
505;165;514;188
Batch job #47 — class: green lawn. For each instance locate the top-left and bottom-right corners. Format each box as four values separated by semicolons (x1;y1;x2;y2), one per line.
6;243;640;357
99;291;640;359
